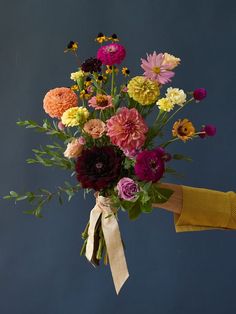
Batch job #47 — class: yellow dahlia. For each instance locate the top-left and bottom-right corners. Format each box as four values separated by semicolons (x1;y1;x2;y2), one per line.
61;107;89;127
172;119;195;142
127;76;160;105
157;98;174;112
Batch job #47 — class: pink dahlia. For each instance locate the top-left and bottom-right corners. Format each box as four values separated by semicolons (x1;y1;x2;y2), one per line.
141;51;175;84
97;43;126;66
134;150;165;182
106;107;148;151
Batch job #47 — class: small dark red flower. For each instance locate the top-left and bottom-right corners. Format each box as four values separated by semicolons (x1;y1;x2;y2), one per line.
199;124;217;138
75;146;122;191
193;88;207;101
81;57;102;73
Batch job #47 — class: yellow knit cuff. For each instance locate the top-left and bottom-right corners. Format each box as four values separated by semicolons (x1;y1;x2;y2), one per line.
175;185;232;232
226;192;236;229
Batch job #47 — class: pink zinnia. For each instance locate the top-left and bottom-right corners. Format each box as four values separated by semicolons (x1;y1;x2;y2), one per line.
134;150;165;182
106;107;148;151
97;43;126;65
141;51;175;84
88;94;113;110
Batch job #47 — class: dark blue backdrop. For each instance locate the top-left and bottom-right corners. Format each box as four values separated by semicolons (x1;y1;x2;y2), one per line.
1;0;236;313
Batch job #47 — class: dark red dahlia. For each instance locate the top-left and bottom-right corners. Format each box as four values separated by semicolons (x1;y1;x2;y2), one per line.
76;146;122;191
81;57;102;73
134;150;165;182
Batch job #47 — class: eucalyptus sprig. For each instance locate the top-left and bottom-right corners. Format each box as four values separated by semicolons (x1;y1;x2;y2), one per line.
17;119;72;141
27;143;75;170
3;181;81;218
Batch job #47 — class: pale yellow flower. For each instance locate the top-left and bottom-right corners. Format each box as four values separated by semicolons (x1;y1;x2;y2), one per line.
163;53;181;70
127;76;160;105
61;107;89;127
70;70;85;82
156;98;175;112
166;87;186;106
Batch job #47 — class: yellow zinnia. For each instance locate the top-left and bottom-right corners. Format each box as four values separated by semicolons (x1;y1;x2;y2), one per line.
127;76;160;105
172;119;195;142
61;107;89;127
157;98;174;112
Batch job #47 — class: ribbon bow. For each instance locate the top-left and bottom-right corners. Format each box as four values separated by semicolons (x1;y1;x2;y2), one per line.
85;194;129;294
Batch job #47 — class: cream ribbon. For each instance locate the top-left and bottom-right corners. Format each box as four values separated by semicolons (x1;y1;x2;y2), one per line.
85;194;129;294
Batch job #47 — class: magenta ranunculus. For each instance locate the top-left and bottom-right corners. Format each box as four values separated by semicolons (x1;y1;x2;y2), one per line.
134;150;165;182
193;88;207;101
117;177;139;201
199;124;217;139
97;43;126;66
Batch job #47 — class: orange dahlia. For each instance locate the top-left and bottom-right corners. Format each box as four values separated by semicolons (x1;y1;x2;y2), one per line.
43;87;78;119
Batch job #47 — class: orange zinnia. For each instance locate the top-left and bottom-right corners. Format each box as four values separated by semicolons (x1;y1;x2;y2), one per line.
172;119;195;141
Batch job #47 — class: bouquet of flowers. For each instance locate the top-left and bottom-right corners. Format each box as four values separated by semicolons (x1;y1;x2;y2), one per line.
4;33;216;293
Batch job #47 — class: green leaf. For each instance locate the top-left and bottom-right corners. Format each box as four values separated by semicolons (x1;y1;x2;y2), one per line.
173;154;192;162
10;191;18;197
3;195;12;199
165;167;184;178
120;200;136;211
16;196;28;201
23;210;35;215
123;157;135;170
140;200;152;213
128;203;141;220
150;186;174;204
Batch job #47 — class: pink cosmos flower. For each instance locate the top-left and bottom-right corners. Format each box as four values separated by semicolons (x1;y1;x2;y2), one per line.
106;107;148;151
88;94;113;110
97;43;126;65
141;51;175;84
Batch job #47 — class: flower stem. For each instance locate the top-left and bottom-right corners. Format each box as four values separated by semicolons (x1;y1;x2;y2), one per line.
164;97;194;126
161;137;180;148
111;66;115;97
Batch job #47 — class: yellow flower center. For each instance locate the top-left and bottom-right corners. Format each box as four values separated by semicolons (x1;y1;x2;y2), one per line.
153;67;161;74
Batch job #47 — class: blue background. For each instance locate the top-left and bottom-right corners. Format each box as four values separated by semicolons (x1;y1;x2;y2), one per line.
0;0;236;313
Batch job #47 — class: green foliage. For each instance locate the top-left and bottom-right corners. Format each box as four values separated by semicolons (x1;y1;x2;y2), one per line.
172;154;192;162
165;167;184;178
17;119;72;141
110;181;173;221
3;182;81;218
27;143;75;170
123;157;135;170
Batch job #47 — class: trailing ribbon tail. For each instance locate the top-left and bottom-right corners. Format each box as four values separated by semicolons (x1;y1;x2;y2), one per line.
85;195;129;294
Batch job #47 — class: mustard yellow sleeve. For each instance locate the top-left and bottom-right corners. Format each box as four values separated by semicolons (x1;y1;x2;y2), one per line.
174;185;236;232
